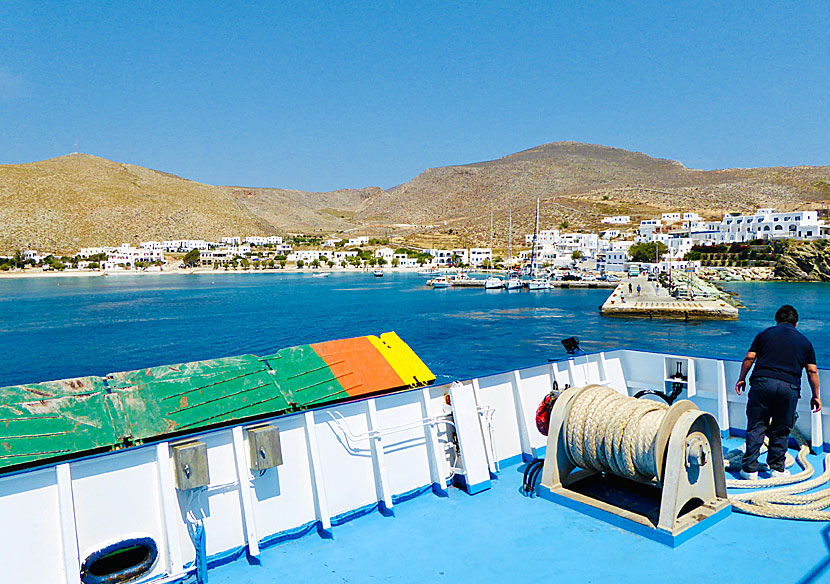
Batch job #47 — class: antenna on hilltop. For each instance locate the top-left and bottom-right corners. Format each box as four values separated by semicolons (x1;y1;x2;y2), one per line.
72;136;79;154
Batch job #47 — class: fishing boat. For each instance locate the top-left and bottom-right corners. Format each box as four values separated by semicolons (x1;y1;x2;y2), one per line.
372;268;384;277
311;272;330;278
484;276;504;289
4;337;830;583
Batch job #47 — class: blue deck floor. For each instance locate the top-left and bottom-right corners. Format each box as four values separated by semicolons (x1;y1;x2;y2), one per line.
208;439;830;584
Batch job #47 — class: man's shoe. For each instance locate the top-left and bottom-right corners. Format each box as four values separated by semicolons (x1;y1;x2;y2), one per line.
740;469;758;480
771;469;790;478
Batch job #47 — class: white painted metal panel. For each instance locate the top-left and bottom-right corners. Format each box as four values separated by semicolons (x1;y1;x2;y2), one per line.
375;391;433;498
314;402;377;517
476;372;522;464
0;469;64;583
516;365;556;450
247;415;318;542
188;431;246;559
71;448;167;582
448;381;491;492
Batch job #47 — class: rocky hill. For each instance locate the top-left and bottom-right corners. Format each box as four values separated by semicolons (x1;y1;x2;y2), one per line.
0;154;371;252
773;240;830;281
360;142;830;245
1;143;828;253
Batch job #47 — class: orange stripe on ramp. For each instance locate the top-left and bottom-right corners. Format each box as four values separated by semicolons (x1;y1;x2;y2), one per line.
310;336;405;397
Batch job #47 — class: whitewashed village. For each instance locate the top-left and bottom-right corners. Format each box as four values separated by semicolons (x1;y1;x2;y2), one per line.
2;208;827;280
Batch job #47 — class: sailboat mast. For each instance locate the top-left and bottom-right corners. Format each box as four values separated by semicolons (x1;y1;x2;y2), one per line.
508;210;512;265
530;198;540;276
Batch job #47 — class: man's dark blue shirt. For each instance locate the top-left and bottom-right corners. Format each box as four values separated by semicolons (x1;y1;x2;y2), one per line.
749;322;816;386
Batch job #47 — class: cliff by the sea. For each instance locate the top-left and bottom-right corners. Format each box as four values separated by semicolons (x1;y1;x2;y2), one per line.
773;240;830;281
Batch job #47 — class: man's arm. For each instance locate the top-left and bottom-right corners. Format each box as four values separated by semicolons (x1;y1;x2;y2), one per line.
807;364;822;412
736;351;756;395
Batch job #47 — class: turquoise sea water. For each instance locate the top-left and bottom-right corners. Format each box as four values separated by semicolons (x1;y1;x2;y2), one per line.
1;273;829;388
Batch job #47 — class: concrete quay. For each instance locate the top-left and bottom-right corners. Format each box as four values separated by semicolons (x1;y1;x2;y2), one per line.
600;277;739;320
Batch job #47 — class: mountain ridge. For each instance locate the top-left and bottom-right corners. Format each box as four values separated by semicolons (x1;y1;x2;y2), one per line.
1;144;828;253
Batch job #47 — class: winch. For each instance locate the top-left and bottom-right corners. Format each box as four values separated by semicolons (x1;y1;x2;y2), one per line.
536;384;731;546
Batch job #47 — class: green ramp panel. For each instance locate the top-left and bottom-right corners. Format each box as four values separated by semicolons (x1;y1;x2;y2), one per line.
106;354;293;439
0;377;119;470
260;344;350;408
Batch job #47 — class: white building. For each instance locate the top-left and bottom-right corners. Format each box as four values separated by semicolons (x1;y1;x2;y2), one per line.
221;236;241;246
374;248;395;262
322;238;341;248
469;248;493;266
332;250;358;261
716;209;825;243
244;236;283;246
97;244;164;268
525;229;559;246
347;236;370;246
289;250;323;263
601;215;630;224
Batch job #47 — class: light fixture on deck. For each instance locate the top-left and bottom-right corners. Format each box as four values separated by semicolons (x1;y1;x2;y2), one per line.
560;337;581;355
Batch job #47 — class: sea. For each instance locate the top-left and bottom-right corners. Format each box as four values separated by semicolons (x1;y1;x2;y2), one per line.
1;272;829;388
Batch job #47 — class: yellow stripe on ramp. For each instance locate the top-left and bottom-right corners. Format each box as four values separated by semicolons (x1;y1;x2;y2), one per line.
368;332;436;388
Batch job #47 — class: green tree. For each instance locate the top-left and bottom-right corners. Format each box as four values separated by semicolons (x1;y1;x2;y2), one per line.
182;248;201;267
391;257;399;267
628;242;668;263
559;221;569;229
87;261;100;270
327;260;334;268
297;259;305;268
481;258;491;270
340;260;347;268
311;259;320;268
279;260;286;269
572;250;584;261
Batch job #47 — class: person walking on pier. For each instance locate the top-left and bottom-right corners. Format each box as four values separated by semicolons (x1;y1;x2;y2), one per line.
735;305;821;480
636;284;641;296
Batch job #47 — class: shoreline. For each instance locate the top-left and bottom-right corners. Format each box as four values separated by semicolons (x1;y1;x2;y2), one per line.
0;266;455;280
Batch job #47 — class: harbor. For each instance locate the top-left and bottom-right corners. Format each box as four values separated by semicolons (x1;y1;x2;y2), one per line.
600;274;740;320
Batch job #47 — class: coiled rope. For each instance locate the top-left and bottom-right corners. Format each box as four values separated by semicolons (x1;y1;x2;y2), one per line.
564;385;830;520
565;385;667;482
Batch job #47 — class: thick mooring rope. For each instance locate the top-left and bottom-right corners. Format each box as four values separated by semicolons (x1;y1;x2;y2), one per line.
723;430;830;520
564;385;830;520
565;385;668;482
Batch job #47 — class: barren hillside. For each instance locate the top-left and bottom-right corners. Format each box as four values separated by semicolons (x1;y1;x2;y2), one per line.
359;142;830;245
1;143;827;253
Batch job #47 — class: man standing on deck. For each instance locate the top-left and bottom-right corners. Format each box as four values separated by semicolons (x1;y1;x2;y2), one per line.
735;305;821;480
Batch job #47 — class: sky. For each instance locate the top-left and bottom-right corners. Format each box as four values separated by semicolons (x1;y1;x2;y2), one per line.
0;1;827;192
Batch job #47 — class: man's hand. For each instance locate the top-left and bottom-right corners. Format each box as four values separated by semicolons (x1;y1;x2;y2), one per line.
812;397;822;412
736;379;746;395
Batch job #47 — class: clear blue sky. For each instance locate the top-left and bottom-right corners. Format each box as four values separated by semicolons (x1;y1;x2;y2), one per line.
0;1;827;192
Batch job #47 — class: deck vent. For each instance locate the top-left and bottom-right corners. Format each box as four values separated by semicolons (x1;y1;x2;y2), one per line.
247;424;282;472
171;440;209;490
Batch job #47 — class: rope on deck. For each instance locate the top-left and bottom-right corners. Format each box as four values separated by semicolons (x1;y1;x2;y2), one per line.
723;430;830;520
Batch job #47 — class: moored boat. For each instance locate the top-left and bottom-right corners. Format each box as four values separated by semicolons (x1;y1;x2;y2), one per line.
428;275;452;288
527;278;550;290
372;268;384;277
505;276;523;290
484;276;504;289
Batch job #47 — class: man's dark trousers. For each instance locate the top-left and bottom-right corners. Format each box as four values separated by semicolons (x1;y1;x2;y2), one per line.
742;377;800;473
